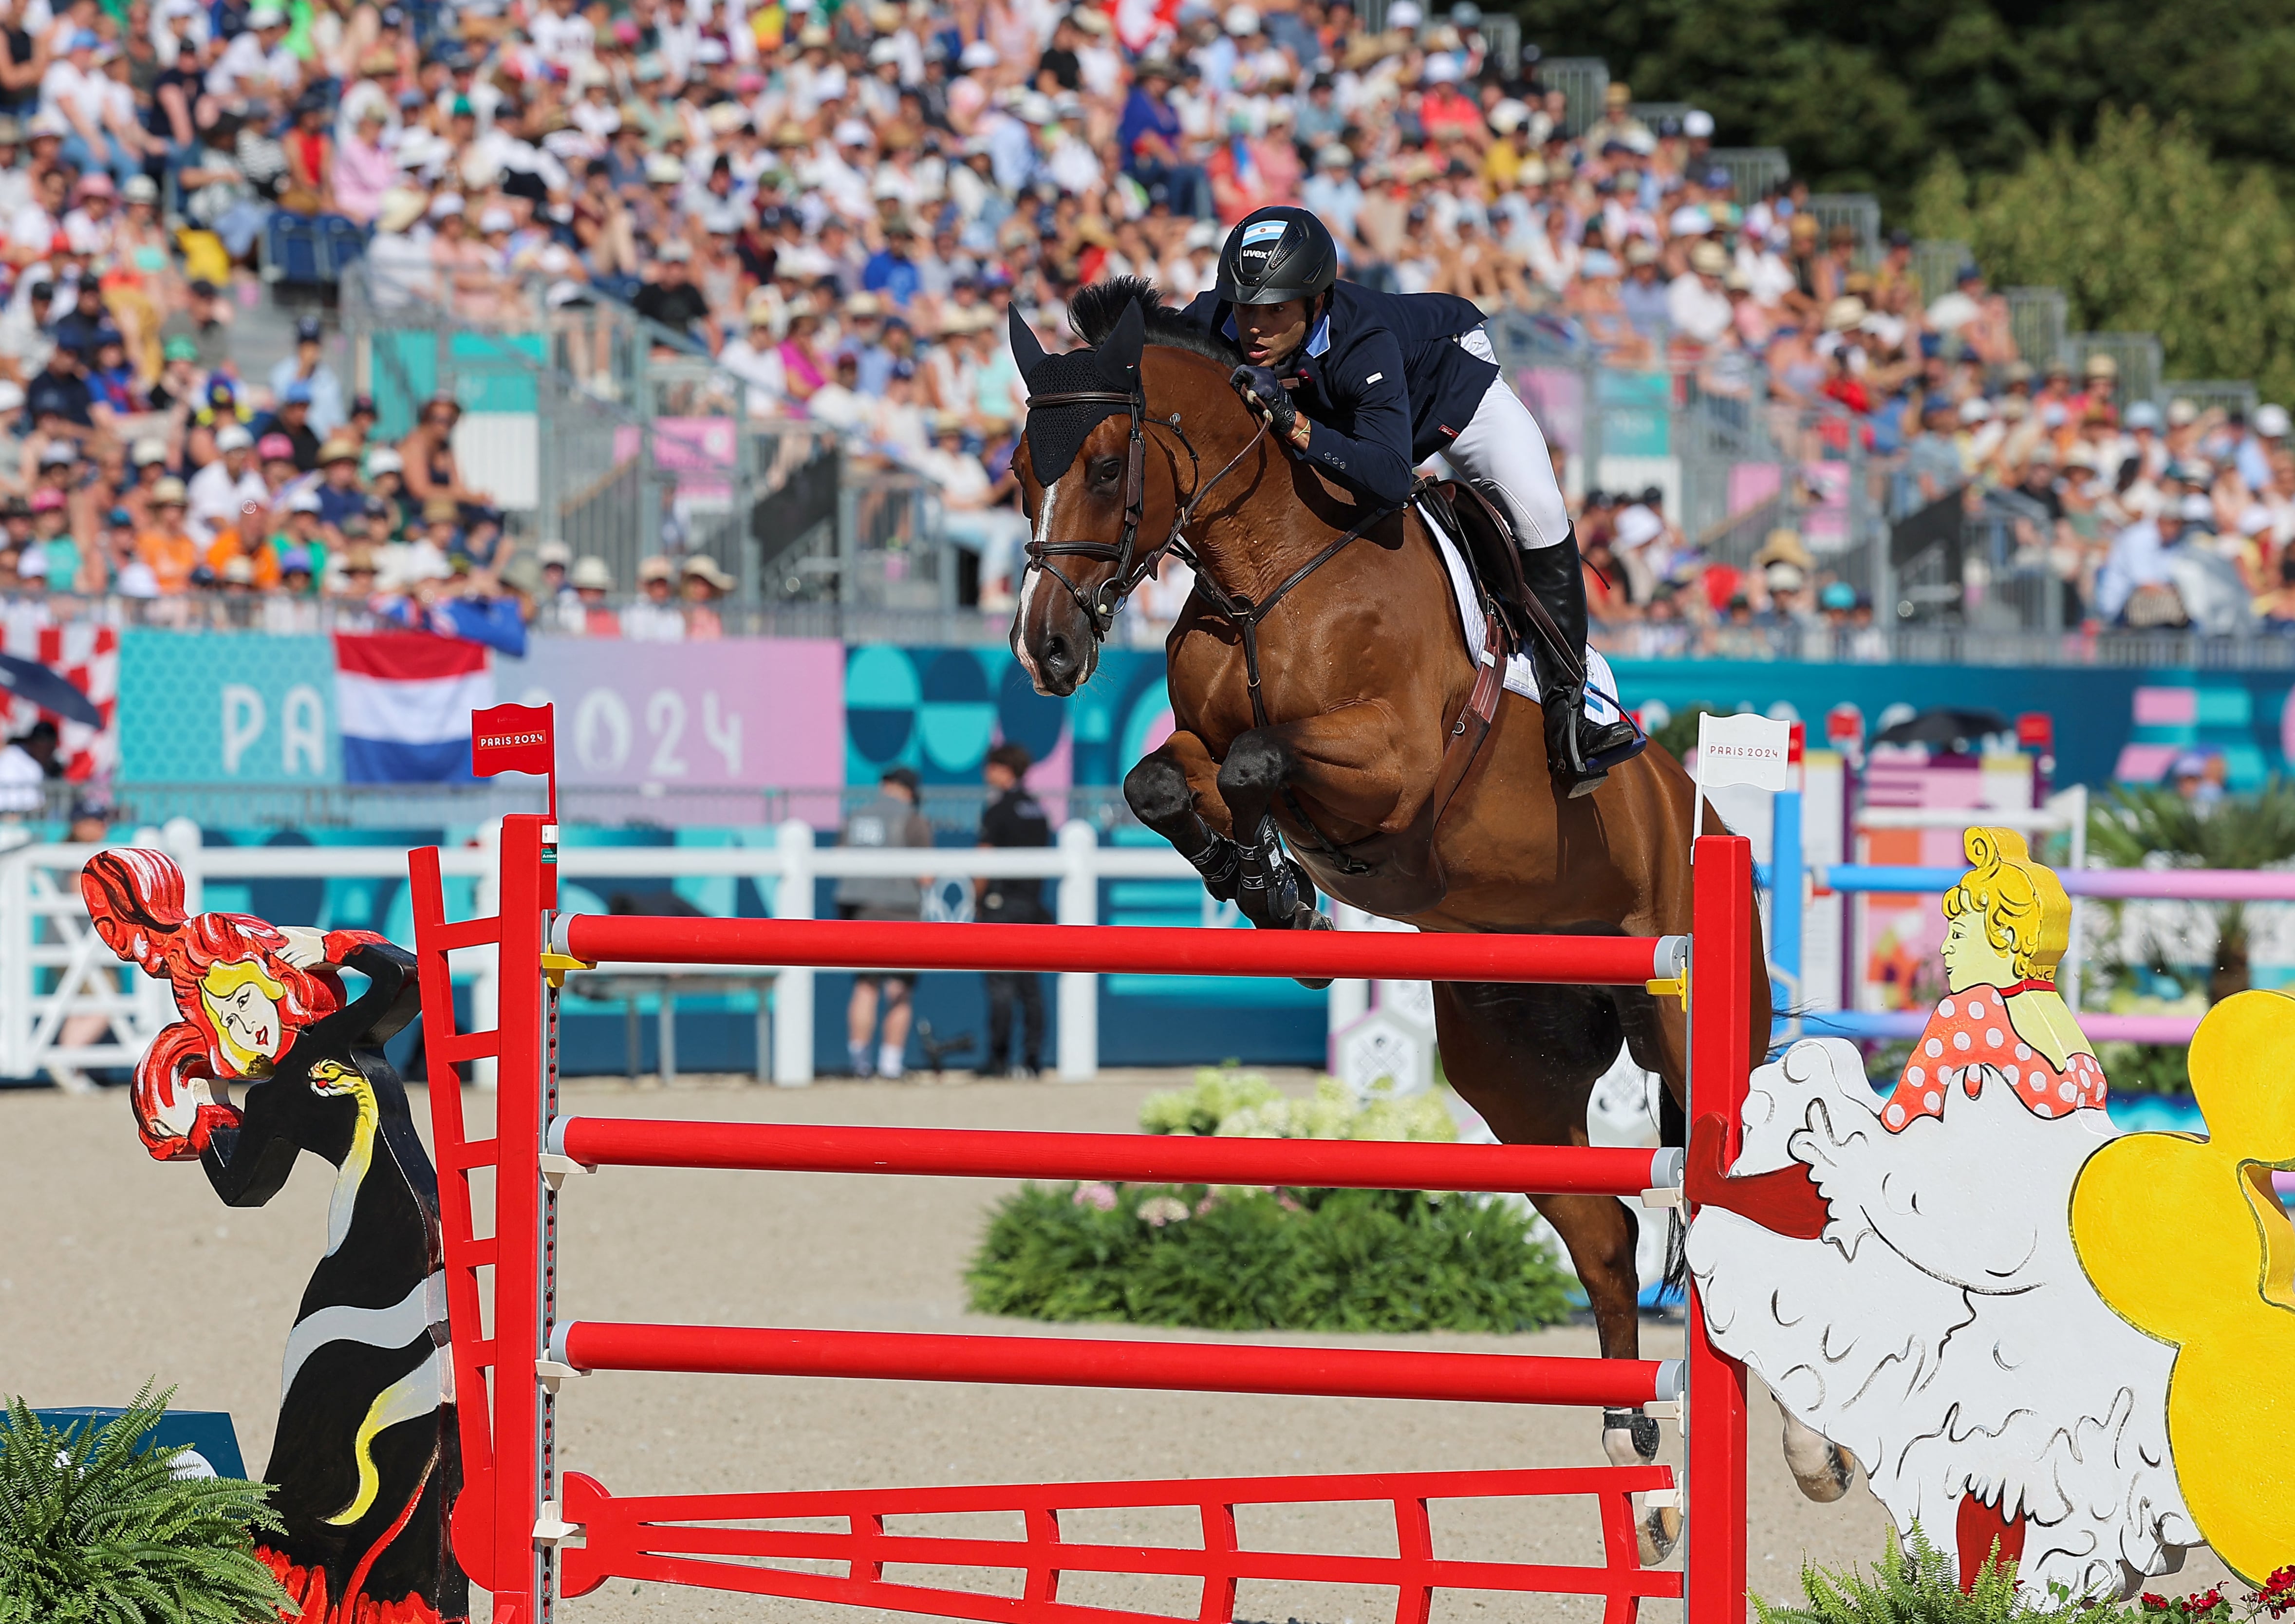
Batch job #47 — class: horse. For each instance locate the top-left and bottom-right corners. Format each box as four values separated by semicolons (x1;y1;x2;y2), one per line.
1005;280;1779;1562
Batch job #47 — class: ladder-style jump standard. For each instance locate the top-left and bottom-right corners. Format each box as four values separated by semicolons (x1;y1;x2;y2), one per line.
410;815;1755;1624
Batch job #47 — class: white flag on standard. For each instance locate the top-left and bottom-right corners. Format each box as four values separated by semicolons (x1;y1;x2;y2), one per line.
1695;711;1794;793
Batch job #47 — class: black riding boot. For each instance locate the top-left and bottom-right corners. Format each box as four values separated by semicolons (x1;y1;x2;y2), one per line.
1521;531;1644;797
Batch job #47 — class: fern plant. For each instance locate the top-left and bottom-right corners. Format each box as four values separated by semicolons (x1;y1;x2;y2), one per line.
0;1383;289;1624
1753;1524;2143;1624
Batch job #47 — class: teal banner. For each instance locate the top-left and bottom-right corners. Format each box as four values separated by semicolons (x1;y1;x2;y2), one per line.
117;630;339;784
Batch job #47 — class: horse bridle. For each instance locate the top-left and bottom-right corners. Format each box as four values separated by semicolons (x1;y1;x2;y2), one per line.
1018;380;1267;637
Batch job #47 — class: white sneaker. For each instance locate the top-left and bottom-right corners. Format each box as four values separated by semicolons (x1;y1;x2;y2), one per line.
877;1045;905;1080
848;1043;874;1078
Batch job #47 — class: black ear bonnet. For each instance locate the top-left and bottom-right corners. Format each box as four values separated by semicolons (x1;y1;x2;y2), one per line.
1009;302;1145;484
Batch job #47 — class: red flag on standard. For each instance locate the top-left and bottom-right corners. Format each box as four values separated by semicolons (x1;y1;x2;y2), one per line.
471;702;554;779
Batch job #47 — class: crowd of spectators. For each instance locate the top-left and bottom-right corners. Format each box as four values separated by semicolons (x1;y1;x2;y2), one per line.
0;0;2283;646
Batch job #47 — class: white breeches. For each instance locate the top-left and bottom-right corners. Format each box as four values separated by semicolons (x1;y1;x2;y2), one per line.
1445;326;1572;551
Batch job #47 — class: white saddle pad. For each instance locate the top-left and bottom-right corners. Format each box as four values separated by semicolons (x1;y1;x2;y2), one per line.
1420;503;1625;726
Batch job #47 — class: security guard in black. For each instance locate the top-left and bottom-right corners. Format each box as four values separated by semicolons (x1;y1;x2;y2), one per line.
977;742;1052;1076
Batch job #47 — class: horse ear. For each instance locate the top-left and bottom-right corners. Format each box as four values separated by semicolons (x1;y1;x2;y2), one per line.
1099;299;1145;384
1008;306;1048;381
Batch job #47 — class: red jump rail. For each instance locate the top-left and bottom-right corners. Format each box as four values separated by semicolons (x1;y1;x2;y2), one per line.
549;1322;1682;1408
547;1118;1683;1198
555;912;1682;986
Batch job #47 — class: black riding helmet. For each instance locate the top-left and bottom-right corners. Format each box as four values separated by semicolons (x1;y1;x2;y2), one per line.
1215;205;1339;306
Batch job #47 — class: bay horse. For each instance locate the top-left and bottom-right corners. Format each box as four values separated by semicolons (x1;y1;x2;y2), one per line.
1006;281;1775;1561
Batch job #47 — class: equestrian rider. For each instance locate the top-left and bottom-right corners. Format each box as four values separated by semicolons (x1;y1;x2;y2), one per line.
1178;204;1643;796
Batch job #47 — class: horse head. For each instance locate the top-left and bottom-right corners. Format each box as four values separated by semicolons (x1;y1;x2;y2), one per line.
1007;295;1155;696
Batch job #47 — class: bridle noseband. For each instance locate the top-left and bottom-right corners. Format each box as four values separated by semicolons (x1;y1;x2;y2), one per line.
1019;380;1265;638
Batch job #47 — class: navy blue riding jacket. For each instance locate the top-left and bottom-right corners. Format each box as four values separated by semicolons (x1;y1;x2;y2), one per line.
1176;280;1497;507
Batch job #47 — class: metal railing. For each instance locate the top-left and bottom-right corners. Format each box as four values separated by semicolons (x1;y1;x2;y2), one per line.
1911;240;1969;306
1;826;1419;1088
1537;57;1608;137
1805;193;1882;269
0;781;1139;838
2066;332;2164;408
339;267;966;613
2164;379;2258;420
2005;287;2069;374
1703;148;1789;205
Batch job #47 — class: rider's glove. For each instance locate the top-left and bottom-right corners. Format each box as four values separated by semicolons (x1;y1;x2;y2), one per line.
1230;365;1297;438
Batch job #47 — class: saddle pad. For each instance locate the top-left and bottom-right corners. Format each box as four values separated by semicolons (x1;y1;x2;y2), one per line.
1420;503;1625;727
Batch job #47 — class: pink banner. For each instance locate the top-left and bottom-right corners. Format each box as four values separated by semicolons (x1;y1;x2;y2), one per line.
613;417;737;502
511;638;843;792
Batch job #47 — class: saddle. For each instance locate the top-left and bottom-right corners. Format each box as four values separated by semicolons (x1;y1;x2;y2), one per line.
1413;478;1584;686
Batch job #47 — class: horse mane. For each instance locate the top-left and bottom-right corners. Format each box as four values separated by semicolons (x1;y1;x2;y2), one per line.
1068;277;1231;367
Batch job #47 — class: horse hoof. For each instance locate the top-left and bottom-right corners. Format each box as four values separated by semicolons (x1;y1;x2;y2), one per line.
1638;1499;1682;1565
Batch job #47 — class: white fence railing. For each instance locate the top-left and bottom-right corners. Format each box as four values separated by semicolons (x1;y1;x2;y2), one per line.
1;822;1387;1088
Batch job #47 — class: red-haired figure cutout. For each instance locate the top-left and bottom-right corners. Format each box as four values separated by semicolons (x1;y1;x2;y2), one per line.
82;847;468;1624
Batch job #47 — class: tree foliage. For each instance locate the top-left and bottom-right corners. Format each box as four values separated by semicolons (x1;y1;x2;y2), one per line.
1506;0;2295;208
1912;112;2295;403
2085;775;2295;1003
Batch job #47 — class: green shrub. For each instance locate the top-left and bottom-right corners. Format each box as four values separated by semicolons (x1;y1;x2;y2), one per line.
974;1068;1573;1333
1138;1067;1459;1144
0;1384;288;1624
967;1180;1576;1333
1754;1524;2141;1624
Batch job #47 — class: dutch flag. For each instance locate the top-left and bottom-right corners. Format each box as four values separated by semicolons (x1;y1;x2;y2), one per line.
335;634;496;783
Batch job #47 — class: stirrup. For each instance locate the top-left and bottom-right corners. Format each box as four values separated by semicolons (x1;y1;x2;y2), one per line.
1573;719;1646;796
1549;703;1642;799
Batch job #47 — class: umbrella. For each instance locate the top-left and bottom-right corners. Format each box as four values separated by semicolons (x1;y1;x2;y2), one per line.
0;652;102;729
1871;706;2013;756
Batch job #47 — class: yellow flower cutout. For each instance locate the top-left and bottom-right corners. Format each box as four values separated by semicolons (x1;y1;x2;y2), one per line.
2070;989;2295;1584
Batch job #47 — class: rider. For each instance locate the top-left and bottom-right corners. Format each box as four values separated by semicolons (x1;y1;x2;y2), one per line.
1177;204;1643;795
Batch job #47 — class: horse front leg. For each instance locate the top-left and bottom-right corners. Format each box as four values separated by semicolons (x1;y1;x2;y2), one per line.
1213;725;1339;936
1123;730;1245;902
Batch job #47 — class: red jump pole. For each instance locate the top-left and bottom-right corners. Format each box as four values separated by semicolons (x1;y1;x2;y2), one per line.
552;1322;1683;1411
494;815;551;1623
557;913;1679;988
550;1118;1681;1200
1686;834;1753;1623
